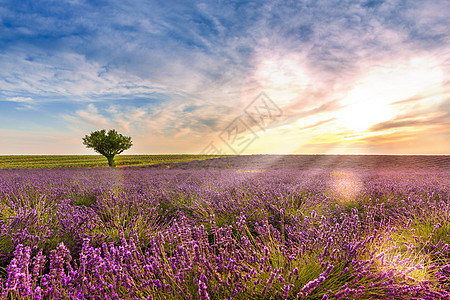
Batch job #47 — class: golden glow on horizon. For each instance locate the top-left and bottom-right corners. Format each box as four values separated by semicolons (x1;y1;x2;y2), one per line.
238;56;448;154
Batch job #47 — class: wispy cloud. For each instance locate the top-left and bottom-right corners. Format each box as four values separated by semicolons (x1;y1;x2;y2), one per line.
370;111;450;132
5;97;33;102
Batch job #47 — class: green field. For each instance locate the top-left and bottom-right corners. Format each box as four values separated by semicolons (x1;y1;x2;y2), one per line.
0;154;227;169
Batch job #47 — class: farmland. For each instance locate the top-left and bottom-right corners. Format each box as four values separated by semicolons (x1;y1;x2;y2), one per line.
0;155;228;169
0;155;449;299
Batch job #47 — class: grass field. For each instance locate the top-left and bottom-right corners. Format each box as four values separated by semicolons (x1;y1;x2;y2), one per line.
0;155;449;299
0;154;228;169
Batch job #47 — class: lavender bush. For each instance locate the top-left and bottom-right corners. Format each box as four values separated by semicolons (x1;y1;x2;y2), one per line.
0;159;449;299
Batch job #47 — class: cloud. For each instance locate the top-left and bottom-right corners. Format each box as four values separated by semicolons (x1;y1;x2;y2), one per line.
370;111;450;132
5;97;33;102
64;104;112;130
2;1;447;106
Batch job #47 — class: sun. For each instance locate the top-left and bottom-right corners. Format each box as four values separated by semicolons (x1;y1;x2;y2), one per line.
337;99;395;132
336;58;444;133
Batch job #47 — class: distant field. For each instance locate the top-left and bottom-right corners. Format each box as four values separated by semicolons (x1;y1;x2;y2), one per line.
0;154;228;169
155;154;450;171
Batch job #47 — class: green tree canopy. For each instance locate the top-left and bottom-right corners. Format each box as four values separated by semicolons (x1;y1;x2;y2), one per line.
82;129;132;167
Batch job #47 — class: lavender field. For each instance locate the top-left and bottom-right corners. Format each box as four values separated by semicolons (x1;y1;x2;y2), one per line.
0;155;449;299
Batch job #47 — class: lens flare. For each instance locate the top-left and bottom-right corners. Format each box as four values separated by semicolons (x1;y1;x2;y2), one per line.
330;170;363;203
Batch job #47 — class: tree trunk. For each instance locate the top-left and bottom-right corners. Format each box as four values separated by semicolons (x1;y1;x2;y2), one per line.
106;155;116;167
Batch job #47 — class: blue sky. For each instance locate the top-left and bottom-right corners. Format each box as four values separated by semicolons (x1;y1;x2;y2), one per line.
0;0;449;154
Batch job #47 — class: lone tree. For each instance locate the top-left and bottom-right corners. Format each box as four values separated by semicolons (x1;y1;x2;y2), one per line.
82;129;132;167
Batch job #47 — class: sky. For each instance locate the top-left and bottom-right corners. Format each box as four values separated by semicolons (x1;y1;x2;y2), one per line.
0;0;449;155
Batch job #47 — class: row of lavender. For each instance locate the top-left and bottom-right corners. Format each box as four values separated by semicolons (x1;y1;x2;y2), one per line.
0;166;449;299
